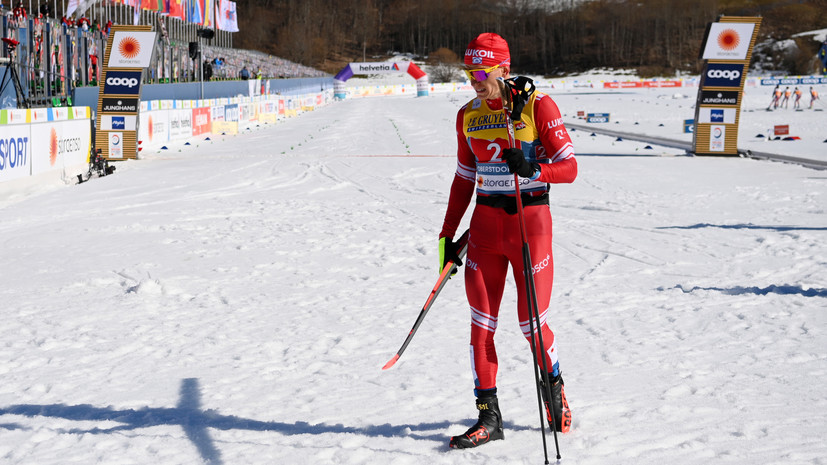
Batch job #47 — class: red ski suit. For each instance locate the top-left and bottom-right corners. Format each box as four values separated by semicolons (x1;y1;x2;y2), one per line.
440;92;577;392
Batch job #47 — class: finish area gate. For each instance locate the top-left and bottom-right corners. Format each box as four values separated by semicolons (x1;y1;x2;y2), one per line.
333;62;428;99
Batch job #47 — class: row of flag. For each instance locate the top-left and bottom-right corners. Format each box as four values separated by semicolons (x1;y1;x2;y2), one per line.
66;0;238;31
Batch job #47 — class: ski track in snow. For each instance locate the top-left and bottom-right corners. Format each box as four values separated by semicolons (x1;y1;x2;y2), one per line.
1;90;826;464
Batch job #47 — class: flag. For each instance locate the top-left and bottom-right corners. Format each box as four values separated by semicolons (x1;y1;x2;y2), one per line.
202;0;213;27
188;0;203;25
133;0;142;25
215;0;238;32
66;0;80;16
169;0;183;19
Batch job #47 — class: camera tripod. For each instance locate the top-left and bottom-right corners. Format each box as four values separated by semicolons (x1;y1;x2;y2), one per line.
0;37;30;109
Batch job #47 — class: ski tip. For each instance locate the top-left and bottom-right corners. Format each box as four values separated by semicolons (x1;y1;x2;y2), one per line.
382;355;400;370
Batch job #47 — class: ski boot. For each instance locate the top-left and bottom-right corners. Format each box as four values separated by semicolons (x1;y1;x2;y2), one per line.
449;395;504;449
541;372;572;433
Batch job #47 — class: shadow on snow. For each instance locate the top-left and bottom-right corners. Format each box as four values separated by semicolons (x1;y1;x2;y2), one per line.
657;223;827;232
0;378;537;463
664;284;827;298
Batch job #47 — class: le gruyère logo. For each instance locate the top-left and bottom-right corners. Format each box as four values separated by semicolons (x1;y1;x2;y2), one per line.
49;128;58;165
118;36;141;59
717;29;740;51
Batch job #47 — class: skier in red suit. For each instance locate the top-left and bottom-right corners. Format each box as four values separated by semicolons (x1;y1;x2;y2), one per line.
440;33;577;449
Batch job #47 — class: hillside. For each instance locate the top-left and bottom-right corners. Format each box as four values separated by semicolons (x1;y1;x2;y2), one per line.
235;0;827;76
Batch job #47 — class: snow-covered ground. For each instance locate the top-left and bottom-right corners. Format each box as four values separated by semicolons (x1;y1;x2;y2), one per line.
1;84;825;464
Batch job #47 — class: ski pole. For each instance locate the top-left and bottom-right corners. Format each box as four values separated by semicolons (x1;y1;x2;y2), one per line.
499;78;561;463
382;229;470;370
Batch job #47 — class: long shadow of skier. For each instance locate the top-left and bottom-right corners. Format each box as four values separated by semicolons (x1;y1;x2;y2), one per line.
0;378;538;461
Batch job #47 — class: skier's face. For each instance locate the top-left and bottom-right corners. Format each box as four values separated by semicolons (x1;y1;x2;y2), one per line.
467;65;509;101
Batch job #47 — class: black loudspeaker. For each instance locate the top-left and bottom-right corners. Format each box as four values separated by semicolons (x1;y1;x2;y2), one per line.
197;28;215;40
189;42;200;59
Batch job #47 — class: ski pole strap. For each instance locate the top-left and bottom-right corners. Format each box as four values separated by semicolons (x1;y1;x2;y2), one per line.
477;193;549;215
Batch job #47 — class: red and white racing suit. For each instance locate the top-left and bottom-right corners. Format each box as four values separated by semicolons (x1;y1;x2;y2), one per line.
440;91;577;394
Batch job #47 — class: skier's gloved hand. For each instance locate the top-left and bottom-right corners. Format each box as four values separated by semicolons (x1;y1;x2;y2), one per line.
438;236;463;276
503;148;540;180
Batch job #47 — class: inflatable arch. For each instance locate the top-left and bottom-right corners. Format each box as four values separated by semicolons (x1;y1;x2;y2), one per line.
333;62;429;99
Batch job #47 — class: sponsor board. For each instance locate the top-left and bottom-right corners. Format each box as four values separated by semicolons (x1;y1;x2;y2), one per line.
774;125;789;136
350;62;409;74
684;119;694;133
702;63;744;87
30;120;90;175
212;120;239;136
698;108;737;124
702;22;755;60
101;114;137;131
0;126;30;182
102;98;139;113
586;113;610;123
709;125;726;152
103;70;142;95
224;104;240;122
108;132;123;158
169;109;193;140
192;107;211;136
107;31;157;68
138;109;169;144
700;90;739;106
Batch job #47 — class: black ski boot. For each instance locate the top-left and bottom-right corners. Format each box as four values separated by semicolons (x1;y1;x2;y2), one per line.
541;372;572;433
449;395;504;449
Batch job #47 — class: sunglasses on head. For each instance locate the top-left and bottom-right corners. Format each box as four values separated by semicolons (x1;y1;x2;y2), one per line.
464;63;505;82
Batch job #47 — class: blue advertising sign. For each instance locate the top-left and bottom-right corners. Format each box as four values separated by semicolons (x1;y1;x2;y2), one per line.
684;119;694;133
586;113;610;123
103;71;143;95
703;63;744;87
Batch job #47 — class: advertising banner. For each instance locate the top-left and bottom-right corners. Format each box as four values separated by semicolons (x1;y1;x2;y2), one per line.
169;109;193;140
109;132;124;159
30;120;91;175
698;108;737;124
709;125;726;152
107;31;158;68
702;63;745;88
101;114;138;131
192;107;211;136
693;17;761;156
702;22;756;61
138;110;170;146
0;125;31;183
98;25;155;160
103;71;143;95
212;104;239;135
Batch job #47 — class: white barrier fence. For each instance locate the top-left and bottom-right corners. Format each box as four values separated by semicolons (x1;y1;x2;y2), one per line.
138;92;332;150
0;107;92;184
339;75;825;98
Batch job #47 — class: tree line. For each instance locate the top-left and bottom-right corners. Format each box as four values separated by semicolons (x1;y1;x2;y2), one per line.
236;0;827;76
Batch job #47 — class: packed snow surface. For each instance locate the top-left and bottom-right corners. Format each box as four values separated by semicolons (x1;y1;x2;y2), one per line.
1;84;825;464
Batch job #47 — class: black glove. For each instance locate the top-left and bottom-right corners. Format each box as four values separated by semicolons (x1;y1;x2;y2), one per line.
503;76;536;121
439;236;463;276
502;148;539;179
